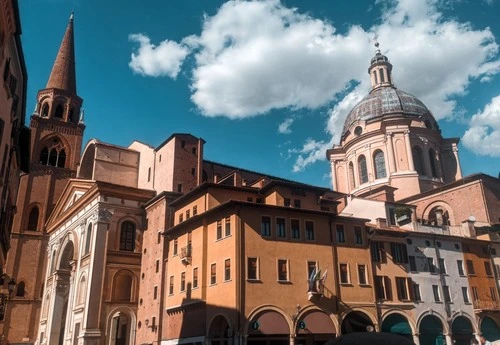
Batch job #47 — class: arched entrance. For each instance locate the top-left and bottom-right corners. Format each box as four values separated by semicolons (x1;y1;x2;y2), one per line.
419;315;444;345
381;313;412;340
247;310;290;345
49;241;75;345
341;311;374;334
295;310;336;345
452;316;474;345
481;317;500;342
209;315;230;345
109;312;131;345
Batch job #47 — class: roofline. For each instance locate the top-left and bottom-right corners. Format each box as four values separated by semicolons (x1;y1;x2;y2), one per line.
155;133;205;152
144;190;182;208
168;182;259;207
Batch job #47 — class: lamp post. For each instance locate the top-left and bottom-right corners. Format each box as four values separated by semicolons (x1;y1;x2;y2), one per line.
0;274;16;321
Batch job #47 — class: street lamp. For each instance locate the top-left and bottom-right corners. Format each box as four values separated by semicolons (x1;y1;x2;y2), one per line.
0;274;16;321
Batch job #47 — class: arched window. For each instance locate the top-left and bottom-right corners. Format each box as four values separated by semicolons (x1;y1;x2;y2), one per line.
113;272;133;301
27;207;39;231
51;251;57;273
54;104;64;118
373;70;378;84
429;149;438;177
58;149;66;168
43;294;50;318
358;155;368;184
41;103;49;117
16;281;25;297
379;69;385;83
412;146;425;175
69;109;76;123
84;223;92;254
49;148;57;166
119;221;136;251
77;276;87;305
348;162;355;189
40;147;49;165
373;150;386;179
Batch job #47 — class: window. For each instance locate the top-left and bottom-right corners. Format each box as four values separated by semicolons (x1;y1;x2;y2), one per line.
466;260;475;275
15;281;25;297
216;220;222;240
41;103;49;117
157;232;162;244
77;277;86;304
291;219;300;239
27;207;39;231
191;168;195;176
177;184;183;193
348;162;356;189
154;286;158;299
192;147;196;155
462;287;470;303
443;286;451;303
193;205;197;216
358;265;367;285
247;257;258;280
276;218;286;238
429;149;438;177
457;260;465;276
224;259;231;281
374;276;391;300
413;146;425;175
193;268;199;288
354;226;363;245
147;167;151;182
294;199;301;208
180;273;186;292
278;259;289;281
156;260;159;273
284;198;291;207
181;140;185;148
173;239;178;256
119;221;136;251
210;263;217;285
261;216;271;236
305;221;315;240
428;258;436;273
396;277;408;300
84;223;92;254
496;264;500;277
472;286;479;300
358;155;368;184
432;285;441;302
413;283;422;302
371;242;386;262
54;104;64;118
39;144;66;168
354;126;363;136
409;256;417;272
373;150;386;179
225;217;231;237
179;213;183;223
307;261;317;278
169;276;174;295
339;263;349;284
439;258;446;274
485;261;493;276
390;243;408;264
491;287;497;301
379;68;385;83
186;209;190;219
336;224;345;243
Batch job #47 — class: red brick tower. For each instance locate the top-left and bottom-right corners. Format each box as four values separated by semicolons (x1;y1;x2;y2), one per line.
2;13;84;343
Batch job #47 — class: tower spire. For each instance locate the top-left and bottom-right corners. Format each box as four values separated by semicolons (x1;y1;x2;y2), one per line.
46;12;77;95
368;41;393;90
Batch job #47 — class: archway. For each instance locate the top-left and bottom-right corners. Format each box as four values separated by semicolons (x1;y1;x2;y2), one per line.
247;310;290;345
209;315;231;345
481;317;500;342
109;311;131;345
452;316;474;345
295;310;336;345
341;311;374;334
419;315;444;345
381;313;412;341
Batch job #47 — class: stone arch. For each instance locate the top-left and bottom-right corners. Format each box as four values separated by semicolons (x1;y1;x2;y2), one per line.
26;203;42;231
57;238;76;271
422;201;456;226
245;305;292;336
105;306;136;345
381;310;417;335
480;316;500;342
208;314;231;341
295;304;340;335
340;308;377;334
111;269;135;302
451;314;476;344
381;310;415;340
416;310;449;334
41;102;50;117
53;103;64;118
37;134;72;168
294;306;337;336
358;155;368;184
373;149;387;179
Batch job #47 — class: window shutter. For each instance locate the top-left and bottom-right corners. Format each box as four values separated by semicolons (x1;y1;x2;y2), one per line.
407;278;414;301
402;244;408;264
380;242;387;263
384;276;392;300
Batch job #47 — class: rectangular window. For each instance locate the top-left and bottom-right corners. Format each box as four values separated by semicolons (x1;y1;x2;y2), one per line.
371;242;381;262
284;198;291;207
358;264;367;285
210;263;217;285
339;263;349;284
495;264;500;277
155;260;159;273
276;218;286;238
177;183;183;193
396;277;408;300
413;283;422;302
173;239;178;256
432;285;441;302
305;221;315;240
294;199;301;208
291;219;300;239
216;220;223;240
180;272;186;292
374;276;386;299
186;209;190;219
192;147;197;155
443;285;451;303
462;287;470;303
388;208;396;226
491;287;497;301
179;213;183;223
261;216;271;237
428;257;436;273
485;261;493;276
225;259;231;281
466;260;475;275
193;205;198;216
472;286;479;300
354;226;363;245
225;217;231;236
390;243;408;264
193;268;198;288
457;260;465;276
307;261;317;278
157;232;162;244
169;276;174;295
278;259;289;281
147;167;151;182
439;258;446;274
248;257;258;280
409;256;417;272
154;286;158;299
336;224;345;243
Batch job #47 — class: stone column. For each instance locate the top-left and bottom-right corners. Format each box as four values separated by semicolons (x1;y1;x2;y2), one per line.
444;333;453;345
330;159;337;191
289;334;295;345
403;130;415;171
435;149;443;179
412;333;420;345
385;132;396;174
421;139;432;177
366;144;374;182
352;153;360;187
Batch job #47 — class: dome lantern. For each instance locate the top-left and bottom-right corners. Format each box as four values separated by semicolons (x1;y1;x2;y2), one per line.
368;42;393;90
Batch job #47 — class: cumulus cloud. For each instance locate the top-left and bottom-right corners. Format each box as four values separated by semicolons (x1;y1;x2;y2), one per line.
129;34;190;78
462;95;500;157
278;117;294;134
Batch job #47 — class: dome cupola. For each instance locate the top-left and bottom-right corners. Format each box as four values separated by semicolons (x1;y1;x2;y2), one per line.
368;42;393;89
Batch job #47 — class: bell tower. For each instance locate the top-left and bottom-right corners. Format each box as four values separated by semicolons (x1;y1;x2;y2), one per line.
2;13;85;343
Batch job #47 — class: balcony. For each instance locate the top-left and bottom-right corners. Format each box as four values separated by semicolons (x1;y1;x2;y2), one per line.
473;300;500;311
180;245;192;265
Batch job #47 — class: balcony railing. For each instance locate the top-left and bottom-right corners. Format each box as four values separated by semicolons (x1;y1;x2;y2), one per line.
473;299;500;311
180;245;192;265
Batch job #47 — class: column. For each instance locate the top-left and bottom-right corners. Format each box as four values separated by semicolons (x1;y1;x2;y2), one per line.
289;334;295;345
385;132;396;173
422;139;431;177
330;159;337;191
366;144;374;182
444;333;453;345
452;146;463;179
412;333;420;345
403;130;415;171
435;149;443;180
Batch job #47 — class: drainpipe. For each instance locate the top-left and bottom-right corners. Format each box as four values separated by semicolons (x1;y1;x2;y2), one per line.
366;228;381;332
433;234;452;345
328;217;342;335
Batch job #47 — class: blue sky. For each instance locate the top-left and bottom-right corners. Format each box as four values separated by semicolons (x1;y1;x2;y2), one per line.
19;0;500;187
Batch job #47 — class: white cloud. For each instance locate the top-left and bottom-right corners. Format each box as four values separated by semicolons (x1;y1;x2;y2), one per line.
462;95;500;157
129;34;190;78
278;117;294;134
290;138;336;172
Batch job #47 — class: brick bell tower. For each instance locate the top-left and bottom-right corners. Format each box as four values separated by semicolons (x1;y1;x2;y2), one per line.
2;13;85;343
